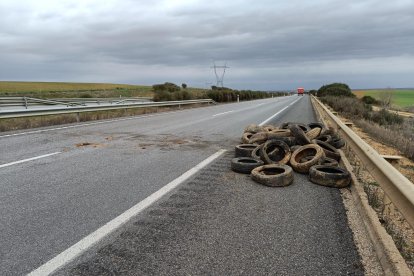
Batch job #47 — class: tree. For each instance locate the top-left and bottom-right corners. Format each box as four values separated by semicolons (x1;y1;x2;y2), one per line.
181;83;187;89
379;88;394;110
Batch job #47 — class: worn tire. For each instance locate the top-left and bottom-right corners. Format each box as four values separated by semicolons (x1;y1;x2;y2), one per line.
260;140;291;165
262;125;277;132
290;145;301;153
249;132;268;144
289;125;311;145
268;137;296;147
309;165;351;188
330;137;345;149
235;144;259;157
244;124;263;134
290;144;325;173
268;129;291;137
242;132;253;144
305;127;322;140
251;145;263;160
281;122;310;132
231;157;264;174
315;135;332;144
321;157;339;167
312;140;341;161
308;122;324;130
251;164;294;187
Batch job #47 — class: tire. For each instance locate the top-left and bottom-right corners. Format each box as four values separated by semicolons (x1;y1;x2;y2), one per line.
281;122;310;132
244;124;263;134
251;164;294;187
330;137;345;149
308;122;325;129
321;157;339;167
268;129;291;137
290;145;301;153
315;135;332;144
309;165;351;188
249;132;269;144
235;144;259;157
289;125;311;145
260;140;291;165
242;132;253;144
320;126;337;136
262;125;277;132
268;137;296;147
251;145;263;160
305;127;322;140
231;157;264;174
312;140;341;161
290;144;325;173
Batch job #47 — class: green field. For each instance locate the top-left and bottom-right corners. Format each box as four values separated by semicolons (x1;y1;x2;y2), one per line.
353;89;414;108
0;81;154;98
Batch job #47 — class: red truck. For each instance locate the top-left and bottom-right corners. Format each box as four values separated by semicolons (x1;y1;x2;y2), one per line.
297;87;304;96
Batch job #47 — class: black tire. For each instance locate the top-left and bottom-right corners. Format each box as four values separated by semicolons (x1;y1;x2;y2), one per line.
260;140;291;165
268;137;296;147
308;122;325;129
315;135;332;144
251;165;294;187
231;157;264;174
312;140;341;161
281;122;310;132
251;145;263;160
268;129;291;137
290;144;325;173
321;157;339;167
330;137;345;149
309;165;351;188
289;125;311;145
235;144;259;157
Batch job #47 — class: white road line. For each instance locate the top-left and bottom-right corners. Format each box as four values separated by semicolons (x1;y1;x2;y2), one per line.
0;152;61;169
212;110;235;117
28;149;227;276
259;97;302;126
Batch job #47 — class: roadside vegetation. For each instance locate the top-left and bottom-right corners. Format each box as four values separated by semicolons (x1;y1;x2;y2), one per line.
152;82;277;102
317;83;414;270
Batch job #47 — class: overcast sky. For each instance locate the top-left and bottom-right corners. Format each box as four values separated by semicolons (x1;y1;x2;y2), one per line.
1;0;413;90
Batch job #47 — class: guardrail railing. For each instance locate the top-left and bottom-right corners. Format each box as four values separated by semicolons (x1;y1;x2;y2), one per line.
0;99;216;119
311;95;414;229
0;96;153;109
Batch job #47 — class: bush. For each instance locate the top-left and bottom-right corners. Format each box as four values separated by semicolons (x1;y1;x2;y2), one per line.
361;95;378;105
370;109;404;125
318;83;354;97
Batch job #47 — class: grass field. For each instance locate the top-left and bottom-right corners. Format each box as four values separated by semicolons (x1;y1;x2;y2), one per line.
0;81;154;98
353;89;414;108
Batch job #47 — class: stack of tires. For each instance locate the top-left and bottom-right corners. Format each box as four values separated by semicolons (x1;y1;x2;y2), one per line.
231;122;351;188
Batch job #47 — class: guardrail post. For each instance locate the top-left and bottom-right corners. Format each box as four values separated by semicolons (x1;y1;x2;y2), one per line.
178;104;181;109
24;97;28;109
76;112;80;123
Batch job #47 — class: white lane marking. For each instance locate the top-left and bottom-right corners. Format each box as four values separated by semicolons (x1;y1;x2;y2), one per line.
212;110;235;117
28;149;227;276
259;97;302;126
0;152;61;169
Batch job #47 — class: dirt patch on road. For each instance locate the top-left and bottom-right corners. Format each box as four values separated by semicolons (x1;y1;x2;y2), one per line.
75;142;106;148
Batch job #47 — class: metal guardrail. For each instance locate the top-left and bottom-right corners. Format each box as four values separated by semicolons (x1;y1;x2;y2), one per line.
311;96;414;229
0;99;216;119
0;97;153;109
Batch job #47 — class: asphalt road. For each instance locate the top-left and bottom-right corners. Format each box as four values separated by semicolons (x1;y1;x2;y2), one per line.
0;95;362;275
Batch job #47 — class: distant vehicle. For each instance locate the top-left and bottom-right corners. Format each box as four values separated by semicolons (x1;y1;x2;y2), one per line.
297;87;304;96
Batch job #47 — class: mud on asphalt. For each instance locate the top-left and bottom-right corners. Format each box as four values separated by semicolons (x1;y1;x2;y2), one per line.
57;151;364;276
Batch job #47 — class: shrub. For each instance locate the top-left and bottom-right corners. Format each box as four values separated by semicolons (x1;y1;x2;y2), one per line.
318;83;354;97
361;95;378;105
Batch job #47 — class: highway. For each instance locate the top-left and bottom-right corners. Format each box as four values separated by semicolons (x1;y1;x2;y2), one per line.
0;95;362;275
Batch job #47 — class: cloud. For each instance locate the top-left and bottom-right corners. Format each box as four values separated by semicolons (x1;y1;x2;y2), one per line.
0;0;413;89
